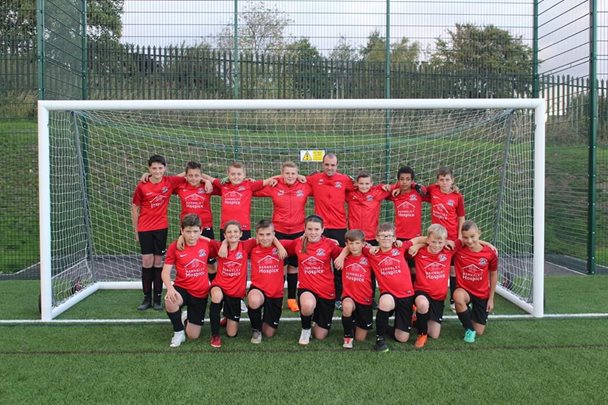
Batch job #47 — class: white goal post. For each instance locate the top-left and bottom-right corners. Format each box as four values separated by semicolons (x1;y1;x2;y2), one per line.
38;98;545;321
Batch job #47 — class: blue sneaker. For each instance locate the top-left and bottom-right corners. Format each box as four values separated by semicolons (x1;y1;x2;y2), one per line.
464;329;476;343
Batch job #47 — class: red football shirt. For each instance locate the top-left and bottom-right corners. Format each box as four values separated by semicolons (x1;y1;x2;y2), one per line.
213;179;264;231
424;184;465;241
254;179;312;234
342;254;374;305
363;242;414;299
249;243;285;299
413;246;455;301
454;240;498;299
307;172;353;229
165;238;217;298
391;189;424;240
132;176;185;232
210;239;257;298
174;182;219;228
347;185;391;240
283;237;342;300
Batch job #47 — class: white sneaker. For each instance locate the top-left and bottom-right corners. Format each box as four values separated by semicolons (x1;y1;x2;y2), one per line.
241;300;248;313
170;331;186;348
343;337;353;349
299;328;312;345
450;302;456;313
251;330;262;344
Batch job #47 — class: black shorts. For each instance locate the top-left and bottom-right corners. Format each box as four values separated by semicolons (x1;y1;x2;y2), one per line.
275;231;304;267
381;293;414;333
323;228;346;247
221;294;242;322
467;291;489;325
173;285;208;326
202;228;217;264
138;228;168;255
249;286;283;329
298;289;335;330
343;297;373;330
220;229;251;241
414;291;444;323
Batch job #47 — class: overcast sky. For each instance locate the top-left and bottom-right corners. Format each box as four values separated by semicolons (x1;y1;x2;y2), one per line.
120;0;606;77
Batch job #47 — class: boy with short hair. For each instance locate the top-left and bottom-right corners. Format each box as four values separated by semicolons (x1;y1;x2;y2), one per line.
131;154;185;311
161;214;216;347
347;172;392;244
423;166;465;309
247;220;288;343
453;220;498;343
362;223;425;352
338;229;374;349
391;166;425;242
211;162;275;240
409;224;454;349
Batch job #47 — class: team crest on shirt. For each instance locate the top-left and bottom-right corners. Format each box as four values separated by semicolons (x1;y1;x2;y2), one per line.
197;188;206;194
296;190;304;197
360;258;368;265
366;195;374;202
161;186;169;194
447;199;455;207
272;247;279;255
335;181;343;189
391;249;400;256
236;252;243;260
316;248;326;257
237;186;246;192
439;254;447;262
198;249;207;258
409;194;418;201
479;258;488;266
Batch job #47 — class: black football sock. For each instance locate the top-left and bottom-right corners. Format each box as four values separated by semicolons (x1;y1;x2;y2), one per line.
342;315;354;338
375;309;390;340
141;267;153;298
210;302;222;336
248;306;263;331
449;276;457;303
457;308;474;331
167;310;184;332
301;314;312;330
416;311;429;335
152;266;163;302
287;273;298;299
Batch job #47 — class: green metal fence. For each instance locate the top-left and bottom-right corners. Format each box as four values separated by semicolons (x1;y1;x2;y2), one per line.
0;0;606;277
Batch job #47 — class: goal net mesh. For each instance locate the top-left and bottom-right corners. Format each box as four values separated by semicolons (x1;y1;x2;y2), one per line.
47;107;535;313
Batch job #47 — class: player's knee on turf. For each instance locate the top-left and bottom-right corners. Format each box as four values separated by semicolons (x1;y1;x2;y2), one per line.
342;297;355;316
473;322;486;335
394;329;410;342
378;294;395;311
427;321;441;339
226;319;239;337
414;295;430;313
312;325;329;340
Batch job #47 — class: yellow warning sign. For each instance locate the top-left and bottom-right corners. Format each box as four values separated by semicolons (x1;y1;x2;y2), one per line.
299;150;325;162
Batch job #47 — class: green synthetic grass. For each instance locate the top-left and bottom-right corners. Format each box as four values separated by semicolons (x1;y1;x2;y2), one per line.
0;320;607;403
1;276;607;402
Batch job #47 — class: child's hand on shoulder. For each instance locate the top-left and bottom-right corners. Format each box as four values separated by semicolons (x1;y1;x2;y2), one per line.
393;240;403;248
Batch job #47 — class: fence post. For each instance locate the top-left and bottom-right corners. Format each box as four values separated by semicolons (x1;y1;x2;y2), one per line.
587;0;598;274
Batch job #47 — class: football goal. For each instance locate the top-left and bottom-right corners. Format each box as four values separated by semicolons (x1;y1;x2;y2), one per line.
38;98;545;320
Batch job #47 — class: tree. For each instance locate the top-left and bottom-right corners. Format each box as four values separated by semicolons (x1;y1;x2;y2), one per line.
430;23;534;97
217;1;292;56
285;38;330;98
359;30;420;64
329;36;358;63
0;0;36;53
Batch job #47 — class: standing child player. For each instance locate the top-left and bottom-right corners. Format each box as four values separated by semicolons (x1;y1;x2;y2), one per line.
211;162;275;241
161;214;216;347
409;224;454;349
453;220;498;343
246;220;288;344
254;161;313;313
131;154;185;311
282;215;343;345
173;161;219;277
363;223;425;352
423;167;465;310
334;229;374;349
347;172;392;244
